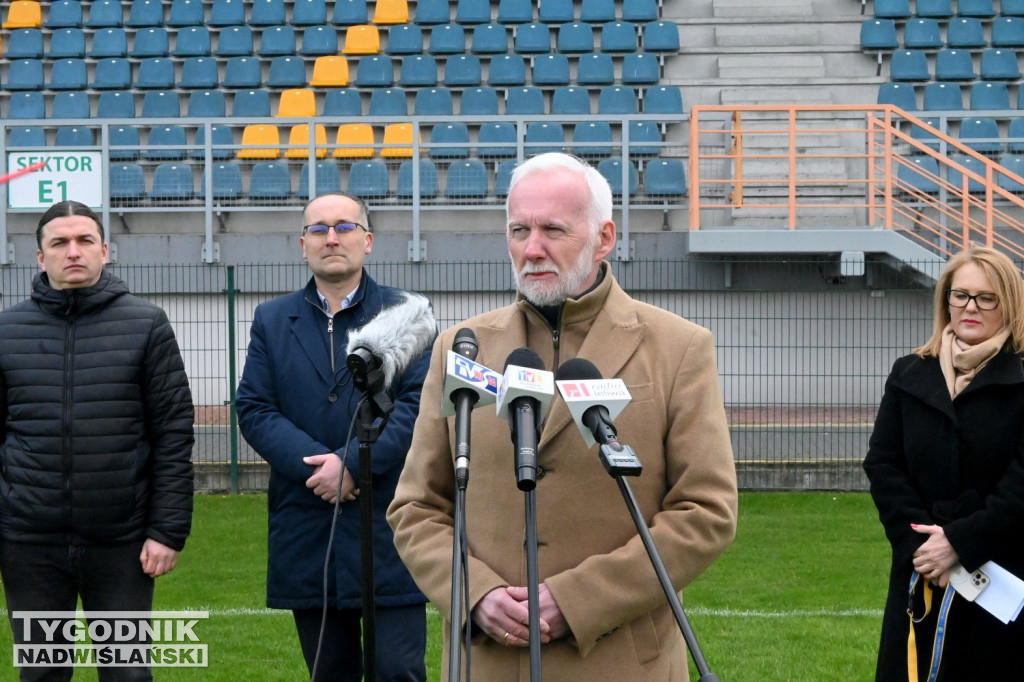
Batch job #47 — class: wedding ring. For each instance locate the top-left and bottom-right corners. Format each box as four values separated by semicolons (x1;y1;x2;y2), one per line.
503;631;510;645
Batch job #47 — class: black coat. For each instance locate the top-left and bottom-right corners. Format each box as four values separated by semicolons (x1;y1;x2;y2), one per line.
0;271;194;550
864;350;1024;681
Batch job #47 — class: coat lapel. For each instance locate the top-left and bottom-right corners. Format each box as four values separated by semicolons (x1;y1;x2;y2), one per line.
289;294;335;386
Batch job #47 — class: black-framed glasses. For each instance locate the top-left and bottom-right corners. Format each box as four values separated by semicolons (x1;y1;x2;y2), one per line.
302;222;366;236
946;289;1000;310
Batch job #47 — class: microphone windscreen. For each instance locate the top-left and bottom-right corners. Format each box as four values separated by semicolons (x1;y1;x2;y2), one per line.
555;357;602;382
504;347;544;372
453;327;478;361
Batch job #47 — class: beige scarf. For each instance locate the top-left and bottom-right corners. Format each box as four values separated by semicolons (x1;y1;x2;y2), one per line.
939;324;1011;398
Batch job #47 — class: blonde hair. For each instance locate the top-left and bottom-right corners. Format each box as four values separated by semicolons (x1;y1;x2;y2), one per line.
915;246;1024;357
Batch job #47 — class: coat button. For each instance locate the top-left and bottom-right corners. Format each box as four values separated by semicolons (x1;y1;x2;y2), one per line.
328;393;338;402
536;466;546;479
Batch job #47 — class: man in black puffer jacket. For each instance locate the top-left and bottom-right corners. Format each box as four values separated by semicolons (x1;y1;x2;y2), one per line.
0;200;194;682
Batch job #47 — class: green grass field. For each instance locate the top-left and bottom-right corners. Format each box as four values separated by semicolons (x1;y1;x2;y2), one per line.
0;492;890;681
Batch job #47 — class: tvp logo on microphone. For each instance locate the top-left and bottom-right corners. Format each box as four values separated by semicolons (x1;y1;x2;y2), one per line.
10;611;209;669
496;364;555;416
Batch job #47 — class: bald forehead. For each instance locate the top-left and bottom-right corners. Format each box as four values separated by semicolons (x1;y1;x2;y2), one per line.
304;194;364;222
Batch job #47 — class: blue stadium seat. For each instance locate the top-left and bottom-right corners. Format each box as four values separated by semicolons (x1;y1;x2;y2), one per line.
909;117;947;147
109;163;147;201
488;54;527;86
477;122;516;157
873;0;911;19
525;122;565;155
125;0;162;27
429;23;466;55
980;49;1021;80
232;89;271;117
46;0;83;28
3;59;44;91
187;90;226;117
444;55;483;86
354;56;395;87
141;90;180;117
5;28;43;59
947;154;988;193
259;25;295;56
222;57;263;88
333;0;368;26
91;58;131;90
970;81;1009;110
109;125;142;160
889;50;930;81
368;87;408;116
250;0;286;26
429;123;471;159
414;87;454;116
958;117;1001;153
248;161;292;199
209;0;245;26
396;159;440;199
515;23;551;53
7;126;47;148
47;28;86;58
199;161;245;200
387;24;423;55
85;0;123;28
400;55;439;86
96;90;136;118
997;154;1024;193
167;0;203;27
266;56;307;88
532;54;571;85
934;49;975;81
460;86;500;115
301;25;340;55
897;156;940;193
91;28;128;58
52;91;91;118
55;126;94;147
643;158;687;197
946;18;986;48
180;57;219;89
957;0;994;18
414;0;450;25
922;81;963;110
174;26;211;56
902;19;941;50
644;20;680;54
456;0;491;25
348;160;390;198
296;161;342;198
130;28;169;57
601;21;637;53
572;121;612;157
916;0;953;18
216;26;254;56
136;58;175;89
861;19;898;55
557;22;594;53
991;18;1024;48
598;85;638;114
496;0;532;25
150;162;194;199
49;58;88;90
192;124;234;159
621;0;657;22
494;159;516;197
597;157;638;196
505;86;544;114
322;88;363;116
292;0;327;26
445;160;489;198
538;0;573;24
7;92;46;119
644;85;683;114
551;85;591;115
622;52;660;85
877;82;918;110
146;125;188;159
577;52;615;85
1004;0;1024;16
628;120;661;157
581;0;614;22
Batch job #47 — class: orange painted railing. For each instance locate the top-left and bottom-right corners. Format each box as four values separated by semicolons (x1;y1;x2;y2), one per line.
688;104;1024;262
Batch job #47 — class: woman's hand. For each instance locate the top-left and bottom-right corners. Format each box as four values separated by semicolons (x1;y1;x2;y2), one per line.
911;523;959;586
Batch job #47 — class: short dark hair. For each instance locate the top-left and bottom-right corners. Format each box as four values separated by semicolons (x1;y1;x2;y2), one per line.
302;191;372;232
36;201;105;249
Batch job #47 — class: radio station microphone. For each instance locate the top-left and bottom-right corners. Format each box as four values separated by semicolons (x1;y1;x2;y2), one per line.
443;329;501;488
497;348;554;491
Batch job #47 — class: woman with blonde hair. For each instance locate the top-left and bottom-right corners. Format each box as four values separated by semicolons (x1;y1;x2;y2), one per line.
864;246;1024;680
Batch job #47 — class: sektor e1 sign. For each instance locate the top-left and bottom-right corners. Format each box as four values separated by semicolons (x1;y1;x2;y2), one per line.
6;153;103;209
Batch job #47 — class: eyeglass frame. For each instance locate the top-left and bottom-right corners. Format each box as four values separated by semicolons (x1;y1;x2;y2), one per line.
302;221;368;236
945;289;1000;310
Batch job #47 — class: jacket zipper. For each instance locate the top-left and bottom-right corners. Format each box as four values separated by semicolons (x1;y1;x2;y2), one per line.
62;299;75;535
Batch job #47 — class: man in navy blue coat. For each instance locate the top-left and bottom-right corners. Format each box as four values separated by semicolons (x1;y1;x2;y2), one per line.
236;192;431;681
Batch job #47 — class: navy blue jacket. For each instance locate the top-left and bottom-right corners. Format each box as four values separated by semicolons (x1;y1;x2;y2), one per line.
236;272;432;610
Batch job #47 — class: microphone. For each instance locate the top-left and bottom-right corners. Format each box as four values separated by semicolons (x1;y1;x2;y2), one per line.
441;331;501;419
345;292;436;395
555;358;642;477
497;348;554;491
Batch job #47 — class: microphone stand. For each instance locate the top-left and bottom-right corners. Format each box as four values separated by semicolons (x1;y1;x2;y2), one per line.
448;391;474;682
511;402;543;682
598;443;720;682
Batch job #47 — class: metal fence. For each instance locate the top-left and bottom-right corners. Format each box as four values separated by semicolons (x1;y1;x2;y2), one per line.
0;258;935;492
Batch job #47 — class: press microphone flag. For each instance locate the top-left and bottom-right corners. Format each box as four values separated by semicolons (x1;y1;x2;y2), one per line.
441;351;501;418
496;351;555;419
555;359;631;448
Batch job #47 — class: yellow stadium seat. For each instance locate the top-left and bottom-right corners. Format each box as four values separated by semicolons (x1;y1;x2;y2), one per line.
276;88;317;118
381;122;414;158
3;1;42;28
333;124;375;159
285;124;328;159
372;0;409;25
342;25;380;55
310;56;350;87
237;124;281;159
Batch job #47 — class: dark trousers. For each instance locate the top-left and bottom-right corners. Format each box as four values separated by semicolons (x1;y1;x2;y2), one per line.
0;539;155;682
293;603;427;682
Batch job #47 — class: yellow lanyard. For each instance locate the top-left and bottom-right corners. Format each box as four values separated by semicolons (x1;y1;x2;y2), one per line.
907;572;955;682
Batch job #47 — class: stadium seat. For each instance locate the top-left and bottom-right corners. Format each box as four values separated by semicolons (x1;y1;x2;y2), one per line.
192;124;234;159
216;26;253;56
572;121;612;157
538;0;573;24
889;50;930;82
621;52;660;85
52;92;91;119
444;54;483;86
199;161;245;200
248;161;292;199
557;22;594;54
400;54;439;86
957;0;994;18
445;159;489;198
494;159;516;197
54;126;94;147
276;88;317;118
354;55;394;86
49;58;88;90
916;0;953;18
946;18;986;49
897;156;940;193
297;160;342;198
980;49;1021;80
577;52;615;85
222;57;263;88
7;126;46;148
266;56;307;88
238;124;281;159
934;49;976;81
173;26;211;56
322;88;363;116
456;0;491;25
429;123;471;159
497;0;532;24
601;21;637;53
1004;0;1024;16
179;57;219;89
7;92;46;119
414;0;450;25
621;0;657;22
970;82;1009;110
373;0;409;25
3;59;44;90
250;0;285;26
292;0;327;26
627;120;661;157
334;123;375;158
91;28;128;58
187;90;226;117
130;28;169;57
368;87;407;116
85;0;123;28
598;85;638;114
644;85;684;114
91;58;131;90
141;90;180;117
525;122;566;155
136;58;175;89
209;0;244;26
505;86;544;114
344;24;381;54
946;154;988;193
580;0;614;23
146;125;188;160
108;125;141;160
348;160;391;198
922;82;963;110
285;123;328;159
901;19;941;50
44;0;80;28
333;0;368;26
47;28;86;58
643;20;681;54
5;28;43;59
991;18;1024;48
387;24;423;54
488;54;527;86
259;25;296;56
5;0;43;28
958;117;1001;153
460;86;500;115
310;56;350;87
124;0;161;27
477;122;517;158
910;117;946;148
429;23;466;55
643;159;687;197
597;157;638;196
109;163;146;201
532;54;571;85
96;90;136;118
873;0;911;19
381;122;415;158
551;85;592;115
396;159;439;199
167;0;202;27
414;87;454;116
301;25;340;55
997;154;1024;192
877;81;918;110
515;23;551;53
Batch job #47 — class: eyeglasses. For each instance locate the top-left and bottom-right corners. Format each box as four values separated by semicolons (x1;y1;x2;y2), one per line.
946;289;1000;310
302;222;367;236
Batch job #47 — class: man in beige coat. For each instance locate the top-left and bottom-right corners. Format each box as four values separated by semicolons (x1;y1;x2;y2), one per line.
387;153;738;680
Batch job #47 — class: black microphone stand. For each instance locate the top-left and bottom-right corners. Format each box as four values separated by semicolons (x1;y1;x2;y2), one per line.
511;401;543;682
598;443;720;682
449;388;475;682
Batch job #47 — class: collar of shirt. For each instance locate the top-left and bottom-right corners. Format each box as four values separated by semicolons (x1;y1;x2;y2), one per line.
316;289;357;316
